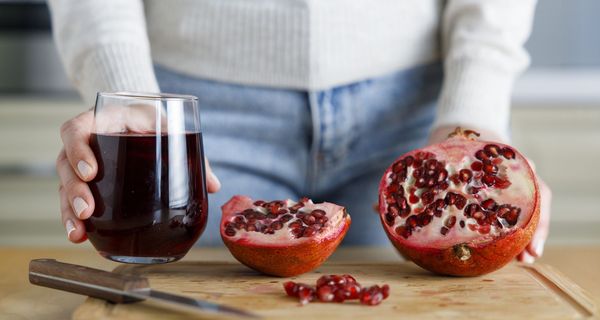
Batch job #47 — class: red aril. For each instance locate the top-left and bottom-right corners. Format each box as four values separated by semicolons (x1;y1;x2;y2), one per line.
221;196;351;277
378;128;540;276
283;275;389;306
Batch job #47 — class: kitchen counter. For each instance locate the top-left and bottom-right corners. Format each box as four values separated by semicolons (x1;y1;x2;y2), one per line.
0;245;599;319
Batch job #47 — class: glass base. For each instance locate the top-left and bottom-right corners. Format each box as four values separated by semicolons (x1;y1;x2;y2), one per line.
100;253;184;264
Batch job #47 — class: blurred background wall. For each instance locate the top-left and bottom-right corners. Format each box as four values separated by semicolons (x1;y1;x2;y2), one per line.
0;0;598;245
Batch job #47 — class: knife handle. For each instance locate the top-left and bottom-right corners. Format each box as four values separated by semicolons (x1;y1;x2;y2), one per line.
29;258;150;303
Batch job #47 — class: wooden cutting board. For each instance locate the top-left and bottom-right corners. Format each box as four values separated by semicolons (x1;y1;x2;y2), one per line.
73;262;597;319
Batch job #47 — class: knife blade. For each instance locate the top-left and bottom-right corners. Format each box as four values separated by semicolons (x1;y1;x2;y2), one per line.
29;259;260;319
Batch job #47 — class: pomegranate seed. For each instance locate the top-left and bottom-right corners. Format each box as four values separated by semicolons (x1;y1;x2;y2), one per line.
459;169;473;183
421;191;434;205
302;214;316;225
413;168;423;178
426;178;436;187
303;226;317;237
333;289;347;303
492;158;503;165
497;205;511;217
381;285;390;299
298;286;315;305
344;283;362;299
460;220;466;228
438;181;450;190
406;215;418;228
404;155;414;166
450;174;461;185
479;225;491;234
445;192;457;205
224;227;236;237
418;213;432;227
388;205;399;217
246;224;257;232
415;177;427;188
502;147;516;159
291;226;305;238
483;163;498;175
396;225;412;238
283;281;298;297
465;203;480;216
468;224;478;231
438;169;449;182
409;193;419;204
280;214;293;223
316;275;334;288
475;150;489;161
484;144;501;157
455;195;467;210
317;285;335;302
253;200;266;206
440;226;449;235
482;175;496;186
494;177;511;189
392;161;405;173
424;159;437;170
343;274;357;284
413;158;423;168
270;221;283;230
504;207;521;225
471;161;483;171
434;198;446;209
472;211;485;220
331;275;346;286
445;216;457;228
481;199;497;210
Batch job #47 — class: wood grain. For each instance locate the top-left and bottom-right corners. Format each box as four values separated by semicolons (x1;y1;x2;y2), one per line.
72;261;597;320
1;246;599;320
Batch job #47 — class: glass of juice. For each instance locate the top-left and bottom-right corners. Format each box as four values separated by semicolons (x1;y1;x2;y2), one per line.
86;92;208;264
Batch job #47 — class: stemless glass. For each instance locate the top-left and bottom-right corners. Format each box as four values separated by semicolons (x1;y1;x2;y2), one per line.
86;92;208;264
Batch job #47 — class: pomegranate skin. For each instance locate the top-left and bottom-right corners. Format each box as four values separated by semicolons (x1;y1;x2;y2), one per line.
221;196;351;277
384;205;539;276
378;128;540;276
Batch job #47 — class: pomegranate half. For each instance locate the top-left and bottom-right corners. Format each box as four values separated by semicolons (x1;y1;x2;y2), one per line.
378;128;540;276
221;195;351;277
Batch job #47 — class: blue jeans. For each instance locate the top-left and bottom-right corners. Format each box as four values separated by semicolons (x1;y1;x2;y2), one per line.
154;63;443;246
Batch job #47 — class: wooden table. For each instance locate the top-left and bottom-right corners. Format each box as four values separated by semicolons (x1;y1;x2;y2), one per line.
1;245;599;319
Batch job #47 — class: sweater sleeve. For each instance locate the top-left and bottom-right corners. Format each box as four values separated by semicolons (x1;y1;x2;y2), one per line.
434;0;536;141
48;0;160;106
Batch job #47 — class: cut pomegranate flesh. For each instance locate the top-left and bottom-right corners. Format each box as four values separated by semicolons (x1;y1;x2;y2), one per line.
378;128;540;276
221;196;351;277
283;275;389;306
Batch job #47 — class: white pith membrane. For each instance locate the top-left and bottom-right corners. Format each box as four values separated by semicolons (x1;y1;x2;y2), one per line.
381;140;536;249
222;196;346;246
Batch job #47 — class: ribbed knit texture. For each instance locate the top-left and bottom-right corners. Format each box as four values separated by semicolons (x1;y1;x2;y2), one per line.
49;0;536;139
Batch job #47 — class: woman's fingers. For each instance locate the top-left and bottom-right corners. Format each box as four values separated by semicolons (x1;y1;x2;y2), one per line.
60;111;97;182
59;184;88;243
56;149;95;221
204;157;221;193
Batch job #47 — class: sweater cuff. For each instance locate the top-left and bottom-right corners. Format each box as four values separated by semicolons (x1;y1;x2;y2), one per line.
434;59;515;142
73;43;160;106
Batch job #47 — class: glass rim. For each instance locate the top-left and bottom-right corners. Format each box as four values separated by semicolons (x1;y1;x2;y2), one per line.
97;91;198;102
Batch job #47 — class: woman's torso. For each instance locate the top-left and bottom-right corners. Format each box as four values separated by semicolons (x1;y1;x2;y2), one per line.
145;0;443;91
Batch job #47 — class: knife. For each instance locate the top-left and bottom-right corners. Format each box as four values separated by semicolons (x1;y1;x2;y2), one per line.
29;259;260;319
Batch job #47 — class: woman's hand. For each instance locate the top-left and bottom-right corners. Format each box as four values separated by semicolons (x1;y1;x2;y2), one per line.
428;125;551;263
57;110;221;243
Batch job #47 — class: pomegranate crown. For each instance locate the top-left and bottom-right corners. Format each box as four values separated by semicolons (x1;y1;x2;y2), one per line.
448;127;480;141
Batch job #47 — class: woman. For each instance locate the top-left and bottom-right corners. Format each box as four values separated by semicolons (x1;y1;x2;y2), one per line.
49;0;550;262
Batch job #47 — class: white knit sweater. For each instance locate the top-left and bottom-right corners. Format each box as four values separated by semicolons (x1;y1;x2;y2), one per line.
48;0;536;141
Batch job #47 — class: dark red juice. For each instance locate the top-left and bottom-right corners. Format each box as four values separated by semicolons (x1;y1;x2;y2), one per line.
87;132;208;262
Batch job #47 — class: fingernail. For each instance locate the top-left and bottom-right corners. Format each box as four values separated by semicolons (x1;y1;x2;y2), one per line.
73;197;88;218
534;239;545;257
66;219;76;240
209;170;221;189
523;254;535;264
77;160;92;179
